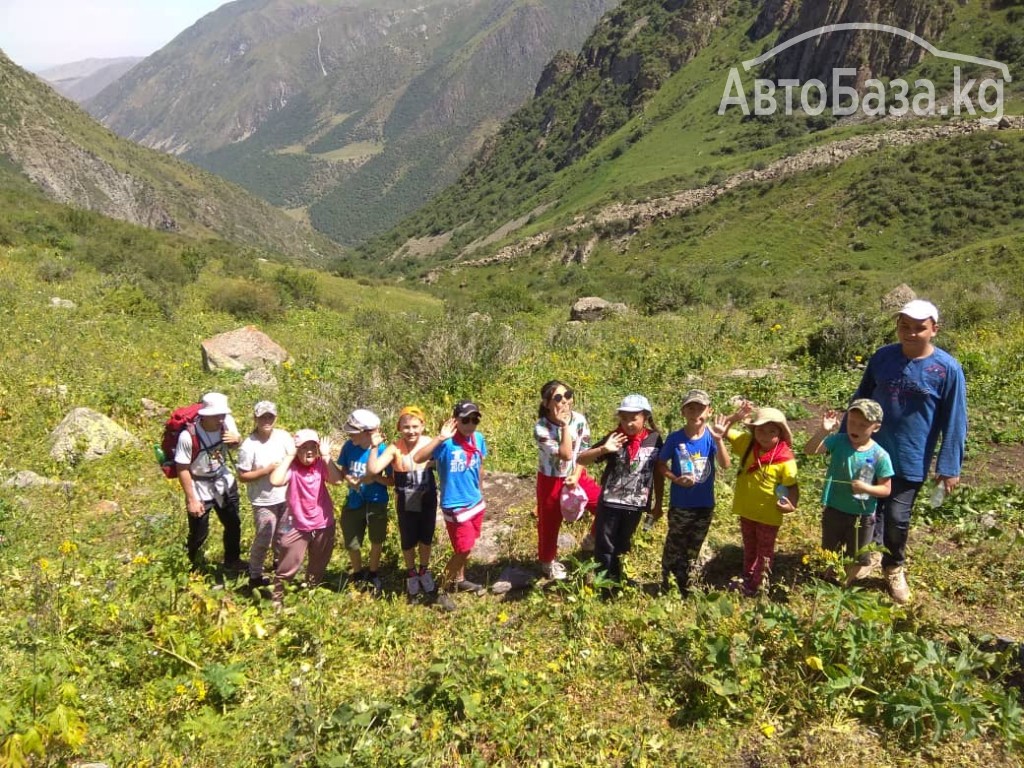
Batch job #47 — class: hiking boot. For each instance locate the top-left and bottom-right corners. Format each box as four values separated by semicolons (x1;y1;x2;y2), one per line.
418;569;436;594
885;566;912;604
248;575;271;589
348;568;369;589
223;559;247;575
843;552;882;585
436;592;457;612
406;571;422;597
540;560;568;581
455;579;485;595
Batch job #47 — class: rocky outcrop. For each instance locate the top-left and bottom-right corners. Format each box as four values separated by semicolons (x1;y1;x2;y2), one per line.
570;296;628;322
754;0;953;95
49;408;140;463
201;326;290;372
881;284;917;313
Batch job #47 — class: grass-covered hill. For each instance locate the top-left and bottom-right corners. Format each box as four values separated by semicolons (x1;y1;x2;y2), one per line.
1;173;1024;763
86;0;620;245
0;50;343;266
355;0;1024;313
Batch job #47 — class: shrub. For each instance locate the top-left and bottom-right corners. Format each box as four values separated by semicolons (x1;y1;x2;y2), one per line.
206;278;283;323
273;266;319;309
798;313;889;369
36;257;75;283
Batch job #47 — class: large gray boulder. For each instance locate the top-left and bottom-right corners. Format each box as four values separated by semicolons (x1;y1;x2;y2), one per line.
201;326;290;372
881;284;916;314
570;296;628;322
49;408;140;463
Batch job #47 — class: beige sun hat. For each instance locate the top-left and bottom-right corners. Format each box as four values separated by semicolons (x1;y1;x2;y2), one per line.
748;406;793;444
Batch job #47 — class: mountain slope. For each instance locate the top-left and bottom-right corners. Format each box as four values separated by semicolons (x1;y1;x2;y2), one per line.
355;0;1024;311
0;50;342;263
85;0;620;244
37;57;143;103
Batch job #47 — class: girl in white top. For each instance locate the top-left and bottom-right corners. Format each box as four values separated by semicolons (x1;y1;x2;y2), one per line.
236;401;294;588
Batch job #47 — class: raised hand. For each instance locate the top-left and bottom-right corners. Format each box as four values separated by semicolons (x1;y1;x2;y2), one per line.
710;414;730;439
821;409;840;433
603;432;628;455
319;437;333;459
439;418;458;440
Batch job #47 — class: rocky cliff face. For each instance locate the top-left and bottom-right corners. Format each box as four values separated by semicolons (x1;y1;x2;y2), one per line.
752;0;955;88
0;51;343;262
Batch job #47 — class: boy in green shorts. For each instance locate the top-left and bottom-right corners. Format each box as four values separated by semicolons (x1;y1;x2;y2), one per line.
337;409;393;595
805;399;894;586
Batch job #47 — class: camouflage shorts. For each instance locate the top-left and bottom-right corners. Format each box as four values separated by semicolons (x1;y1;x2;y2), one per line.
661;506;714;591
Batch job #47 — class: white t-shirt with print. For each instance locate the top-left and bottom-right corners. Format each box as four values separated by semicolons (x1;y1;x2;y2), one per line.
236;428;293;506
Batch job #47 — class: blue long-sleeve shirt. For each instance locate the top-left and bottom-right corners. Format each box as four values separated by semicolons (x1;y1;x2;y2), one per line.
849;343;967;482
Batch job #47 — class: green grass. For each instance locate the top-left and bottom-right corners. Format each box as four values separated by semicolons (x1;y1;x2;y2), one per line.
2;214;1024;764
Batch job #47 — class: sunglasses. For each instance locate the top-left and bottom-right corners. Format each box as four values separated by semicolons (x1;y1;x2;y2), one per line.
460;416;481;425
551;390;574;403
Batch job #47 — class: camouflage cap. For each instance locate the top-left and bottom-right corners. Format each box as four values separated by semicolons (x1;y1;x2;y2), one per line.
848;398;883;423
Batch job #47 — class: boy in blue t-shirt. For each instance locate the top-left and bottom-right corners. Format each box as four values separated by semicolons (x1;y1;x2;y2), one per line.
413;400;487;612
806;399;894;586
655;390;731;595
337;408;392;595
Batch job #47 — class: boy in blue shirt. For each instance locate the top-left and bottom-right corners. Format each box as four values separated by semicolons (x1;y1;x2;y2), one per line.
806;399;894;586
848;300;967;603
414;400;488;612
337;409;392;595
655;390;731;595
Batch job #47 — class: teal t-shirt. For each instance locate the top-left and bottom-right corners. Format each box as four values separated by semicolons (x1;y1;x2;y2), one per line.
821;434;894;516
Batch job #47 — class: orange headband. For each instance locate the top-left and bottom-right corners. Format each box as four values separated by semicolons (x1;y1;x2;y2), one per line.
397;406;426;427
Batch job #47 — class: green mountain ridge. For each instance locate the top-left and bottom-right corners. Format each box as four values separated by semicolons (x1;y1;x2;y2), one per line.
86;0;621;244
356;0;1024;314
0;50;344;265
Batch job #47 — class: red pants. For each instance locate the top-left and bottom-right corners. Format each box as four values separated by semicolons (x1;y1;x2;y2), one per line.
740;517;780;590
536;470;600;562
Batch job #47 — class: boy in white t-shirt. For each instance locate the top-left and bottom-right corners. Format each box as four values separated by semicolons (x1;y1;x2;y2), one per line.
236;401;294;588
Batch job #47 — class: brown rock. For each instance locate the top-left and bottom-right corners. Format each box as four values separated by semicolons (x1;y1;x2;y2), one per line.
201;326;290;372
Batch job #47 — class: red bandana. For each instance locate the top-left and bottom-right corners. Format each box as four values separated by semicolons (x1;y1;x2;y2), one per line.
745;440;794;473
454;431;479;462
616;427;649;460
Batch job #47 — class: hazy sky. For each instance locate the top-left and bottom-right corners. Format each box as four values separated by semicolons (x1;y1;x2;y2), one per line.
0;0;229;70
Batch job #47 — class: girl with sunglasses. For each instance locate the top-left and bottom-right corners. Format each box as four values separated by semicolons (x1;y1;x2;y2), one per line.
533;380;601;581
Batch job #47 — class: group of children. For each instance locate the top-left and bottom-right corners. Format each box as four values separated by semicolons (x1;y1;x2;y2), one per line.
177;299;965;607
177;398;488;609
532;299;965;604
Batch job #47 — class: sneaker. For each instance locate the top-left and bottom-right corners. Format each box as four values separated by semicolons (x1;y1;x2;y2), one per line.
540;561;568;581
580;533;596;552
455;579;485;595
368;572;383;597
348;568;368;589
248;575;271;589
491;579;513;595
436;592;457;612
418;568;436;594
406;571;422;597
223;559;247;575
884;566;912;605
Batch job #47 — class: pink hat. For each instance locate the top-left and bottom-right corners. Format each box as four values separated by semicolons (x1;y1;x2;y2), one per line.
294;428;319;447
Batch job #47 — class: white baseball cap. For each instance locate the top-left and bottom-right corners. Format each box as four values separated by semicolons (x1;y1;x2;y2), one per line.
898;299;939;323
617;394;652;413
197;392;231;416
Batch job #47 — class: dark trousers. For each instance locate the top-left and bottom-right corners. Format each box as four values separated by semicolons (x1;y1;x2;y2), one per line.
186;484;241;567
661;506;714;594
871;476;922;568
594;503;643;582
821;506;875;563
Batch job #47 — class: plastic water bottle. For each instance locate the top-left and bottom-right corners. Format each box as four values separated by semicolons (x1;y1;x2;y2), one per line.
642;513;656;532
852;457;875;501
929;482;946;508
774;484;787;501
678;445;695;481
